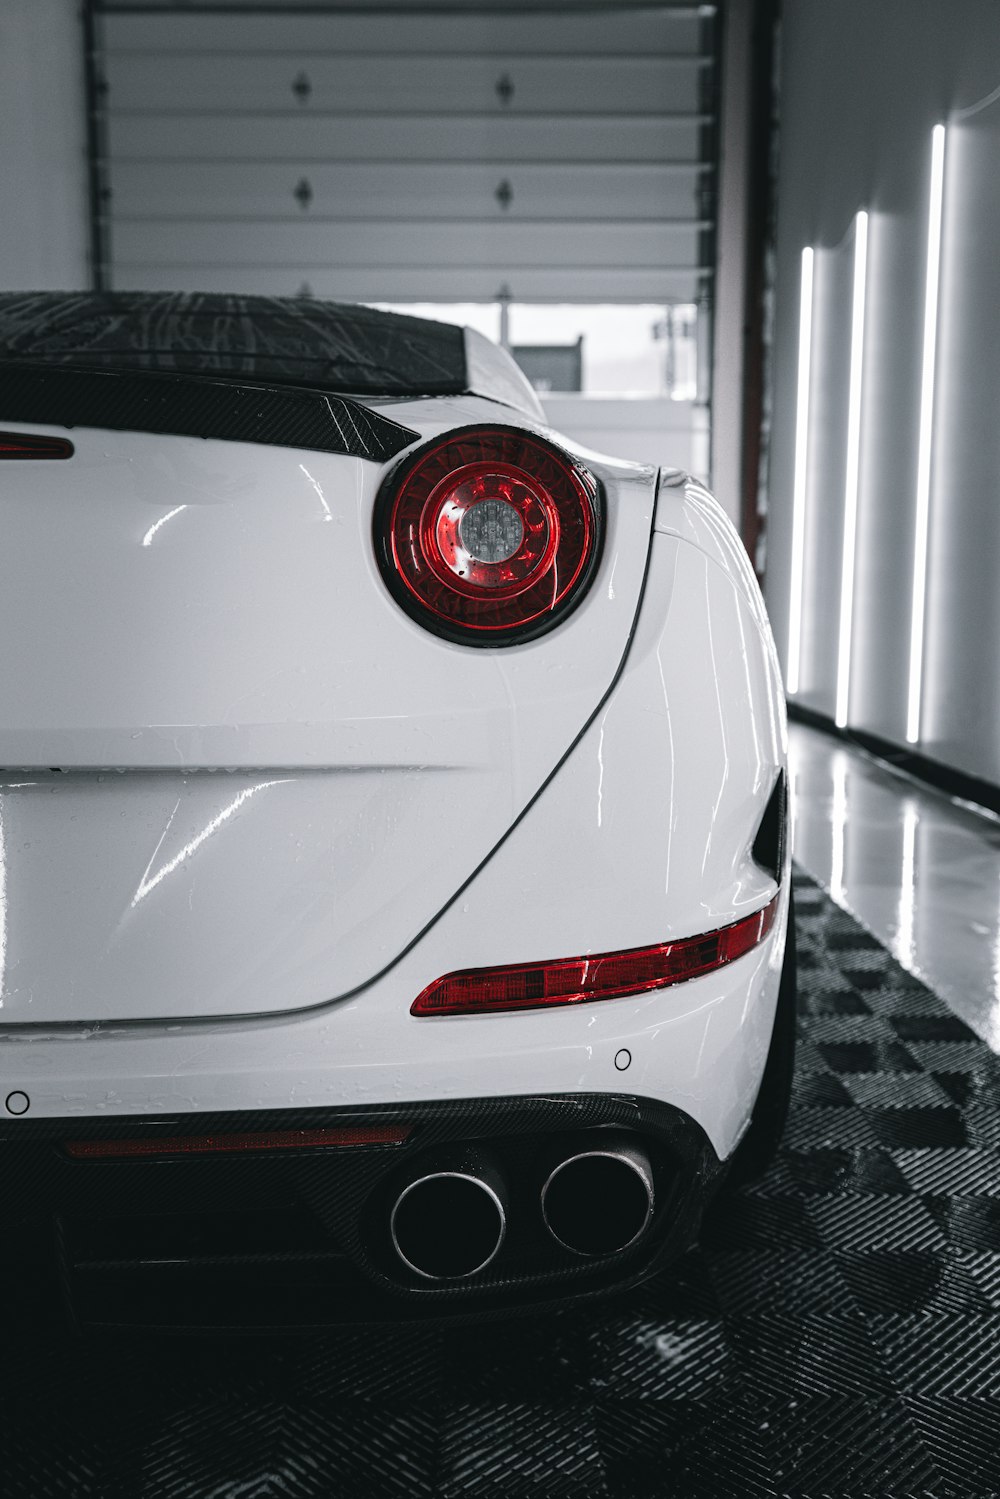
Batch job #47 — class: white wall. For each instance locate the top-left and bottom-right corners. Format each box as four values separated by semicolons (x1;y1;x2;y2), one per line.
766;0;1000;784
0;0;89;291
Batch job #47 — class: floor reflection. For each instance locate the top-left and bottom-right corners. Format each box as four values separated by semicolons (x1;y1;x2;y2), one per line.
789;719;1000;1051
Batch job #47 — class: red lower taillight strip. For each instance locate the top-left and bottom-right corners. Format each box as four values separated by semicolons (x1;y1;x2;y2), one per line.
64;1123;412;1160
411;894;780;1017
0;431;73;459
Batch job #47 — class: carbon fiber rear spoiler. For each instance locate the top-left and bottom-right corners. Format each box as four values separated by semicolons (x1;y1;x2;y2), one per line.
0;363;419;461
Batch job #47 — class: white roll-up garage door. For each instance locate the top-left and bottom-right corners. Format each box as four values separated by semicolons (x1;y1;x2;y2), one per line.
92;2;719;305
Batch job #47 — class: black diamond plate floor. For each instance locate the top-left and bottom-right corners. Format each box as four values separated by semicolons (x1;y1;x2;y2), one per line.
4;867;1000;1498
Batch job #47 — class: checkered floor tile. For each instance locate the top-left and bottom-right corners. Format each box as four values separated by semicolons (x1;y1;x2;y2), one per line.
4;867;999;1497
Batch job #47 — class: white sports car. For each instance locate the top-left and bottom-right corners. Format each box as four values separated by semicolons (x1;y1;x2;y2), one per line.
0;293;793;1328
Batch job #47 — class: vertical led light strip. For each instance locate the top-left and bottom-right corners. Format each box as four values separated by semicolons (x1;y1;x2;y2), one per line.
906;124;947;744
786;246;815;694
835;210;869;728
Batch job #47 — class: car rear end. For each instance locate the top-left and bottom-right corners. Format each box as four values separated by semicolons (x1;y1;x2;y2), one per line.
0;293;788;1329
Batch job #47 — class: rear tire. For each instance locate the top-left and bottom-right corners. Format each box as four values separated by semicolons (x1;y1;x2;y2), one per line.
724;886;797;1188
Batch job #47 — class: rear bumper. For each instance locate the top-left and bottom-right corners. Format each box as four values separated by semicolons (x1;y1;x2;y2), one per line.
0;905;785;1161
1;1093;723;1331
0;532;788;1160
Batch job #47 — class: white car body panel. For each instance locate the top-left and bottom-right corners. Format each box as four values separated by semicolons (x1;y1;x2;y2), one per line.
0;503;788;1160
0;403;655;1023
462;326;546;421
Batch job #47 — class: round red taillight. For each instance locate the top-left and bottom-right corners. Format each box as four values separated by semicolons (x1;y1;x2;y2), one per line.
373;426;602;644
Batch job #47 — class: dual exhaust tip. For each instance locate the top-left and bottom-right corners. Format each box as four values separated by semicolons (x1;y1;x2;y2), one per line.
389;1133;654;1282
391;1159;508;1282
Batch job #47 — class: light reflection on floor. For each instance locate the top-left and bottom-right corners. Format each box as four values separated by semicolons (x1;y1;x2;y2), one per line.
788;719;1000;1052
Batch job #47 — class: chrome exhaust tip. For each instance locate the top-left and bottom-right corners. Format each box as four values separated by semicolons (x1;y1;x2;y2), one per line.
389;1153;507;1281
541;1134;654;1257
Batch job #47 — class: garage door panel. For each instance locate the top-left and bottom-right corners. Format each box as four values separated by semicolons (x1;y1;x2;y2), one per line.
105;53;708;116
97;5;720;306
114;219;704;270
110;161;707;223
111;265;706;303
106;113;707;165
104;10;706;58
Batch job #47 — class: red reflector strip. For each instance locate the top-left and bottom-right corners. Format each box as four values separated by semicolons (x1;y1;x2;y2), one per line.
0;431;73;459
411;895;780;1017
64;1123;412;1160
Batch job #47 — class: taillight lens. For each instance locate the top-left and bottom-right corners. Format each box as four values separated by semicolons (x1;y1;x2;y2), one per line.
0;431;73;459
374;425;601;644
411;896;779;1016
